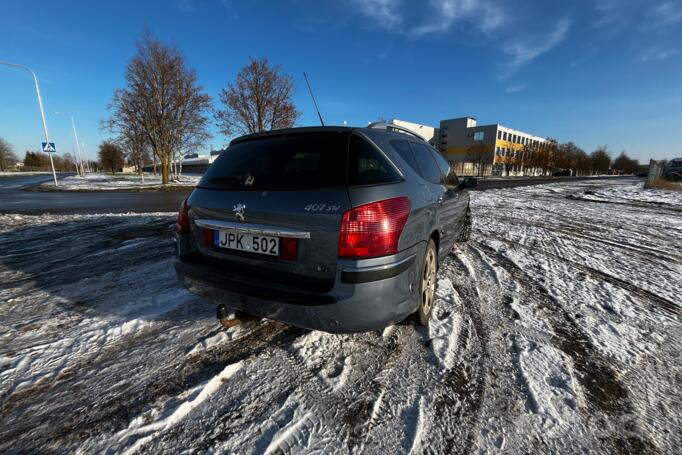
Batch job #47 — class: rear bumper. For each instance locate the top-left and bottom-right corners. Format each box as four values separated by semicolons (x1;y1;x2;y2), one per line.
174;247;421;333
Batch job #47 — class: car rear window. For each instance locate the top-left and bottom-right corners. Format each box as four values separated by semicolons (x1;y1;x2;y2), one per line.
348;135;401;186
200;132;349;190
200;131;401;190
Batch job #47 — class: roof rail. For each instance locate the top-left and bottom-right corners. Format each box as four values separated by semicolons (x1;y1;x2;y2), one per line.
367;122;426;141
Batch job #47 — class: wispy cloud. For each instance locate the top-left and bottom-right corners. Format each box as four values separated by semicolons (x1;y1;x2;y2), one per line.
347;0;570;75
409;0;503;37
350;0;503;36
593;0;622;28
642;1;682;29
351;0;403;31
639;47;680;62
505;85;525;94
176;0;195;12
502;18;571;73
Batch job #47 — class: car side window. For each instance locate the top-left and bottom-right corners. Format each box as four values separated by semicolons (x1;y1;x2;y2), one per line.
430;149;459;186
348;134;402;186
410;142;443;184
390;140;419;174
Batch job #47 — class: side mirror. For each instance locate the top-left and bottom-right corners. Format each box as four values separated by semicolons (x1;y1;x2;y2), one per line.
460;177;478;189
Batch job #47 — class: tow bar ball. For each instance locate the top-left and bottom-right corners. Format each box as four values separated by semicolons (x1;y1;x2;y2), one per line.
217;304;241;328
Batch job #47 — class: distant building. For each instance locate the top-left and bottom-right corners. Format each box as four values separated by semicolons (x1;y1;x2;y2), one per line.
388;116;552;176
437;117;551;176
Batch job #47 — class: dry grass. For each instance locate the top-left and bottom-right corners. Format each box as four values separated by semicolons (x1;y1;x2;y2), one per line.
646;179;682;191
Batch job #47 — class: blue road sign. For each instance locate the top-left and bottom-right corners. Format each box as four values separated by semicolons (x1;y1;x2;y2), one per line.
41;142;56;153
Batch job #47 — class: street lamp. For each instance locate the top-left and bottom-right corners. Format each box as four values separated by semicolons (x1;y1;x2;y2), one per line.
0;60;58;186
54;111;84;176
81;140;91;172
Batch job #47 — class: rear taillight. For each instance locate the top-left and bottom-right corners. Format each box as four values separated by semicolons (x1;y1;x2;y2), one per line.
176;198;190;234
203;228;214;246
339;196;410;259
280;237;298;261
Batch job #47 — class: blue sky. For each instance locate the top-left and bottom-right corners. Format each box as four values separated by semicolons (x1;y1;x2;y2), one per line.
1;0;681;162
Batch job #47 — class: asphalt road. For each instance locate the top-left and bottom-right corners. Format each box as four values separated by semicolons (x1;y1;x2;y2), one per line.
0;174;637;215
0;174;188;215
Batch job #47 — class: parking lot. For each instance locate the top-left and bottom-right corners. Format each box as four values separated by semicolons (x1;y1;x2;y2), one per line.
1;178;680;453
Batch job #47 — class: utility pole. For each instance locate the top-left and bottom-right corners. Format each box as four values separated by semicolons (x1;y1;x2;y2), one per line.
0;61;58;186
55;111;85;176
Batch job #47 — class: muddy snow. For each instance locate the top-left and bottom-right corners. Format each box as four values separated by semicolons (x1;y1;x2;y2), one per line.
0;179;680;454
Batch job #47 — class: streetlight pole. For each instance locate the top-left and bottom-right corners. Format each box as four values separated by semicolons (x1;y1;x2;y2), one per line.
55;111;84;176
0;60;58;186
81;140;91;172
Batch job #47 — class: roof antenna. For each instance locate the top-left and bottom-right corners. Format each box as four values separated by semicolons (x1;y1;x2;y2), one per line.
303;72;324;126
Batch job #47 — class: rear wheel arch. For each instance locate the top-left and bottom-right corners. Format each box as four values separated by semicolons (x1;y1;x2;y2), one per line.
430;230;440;255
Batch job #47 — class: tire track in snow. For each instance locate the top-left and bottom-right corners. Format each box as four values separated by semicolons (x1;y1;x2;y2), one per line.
474;242;659;454
0;321;299;452
482;235;680;319
429;252;491;454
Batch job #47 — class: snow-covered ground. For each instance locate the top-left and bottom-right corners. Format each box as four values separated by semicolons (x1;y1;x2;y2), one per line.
37;172;201;191
0;171;53;177
0;179;680;453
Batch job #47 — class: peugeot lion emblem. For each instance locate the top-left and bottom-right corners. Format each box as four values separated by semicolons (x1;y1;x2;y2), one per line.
233;203;246;221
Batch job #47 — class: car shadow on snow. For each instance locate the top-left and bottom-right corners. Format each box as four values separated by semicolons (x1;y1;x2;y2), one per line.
0;214;216;324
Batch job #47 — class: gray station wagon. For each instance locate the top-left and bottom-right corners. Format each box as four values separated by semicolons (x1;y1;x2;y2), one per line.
174;124;476;333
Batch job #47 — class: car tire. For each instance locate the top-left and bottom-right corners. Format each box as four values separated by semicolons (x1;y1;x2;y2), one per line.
456;206;472;243
417;239;437;326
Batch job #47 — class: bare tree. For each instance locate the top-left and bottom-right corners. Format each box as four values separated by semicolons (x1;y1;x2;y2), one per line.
465;143;493;176
98;141;125;174
0;138;18;171
591;146;611;175
104;32;212;184
117;122;150;182
216;57;300;137
613;150;639;174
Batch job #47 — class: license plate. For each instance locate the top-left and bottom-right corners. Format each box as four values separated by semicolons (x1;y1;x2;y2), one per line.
214;230;279;256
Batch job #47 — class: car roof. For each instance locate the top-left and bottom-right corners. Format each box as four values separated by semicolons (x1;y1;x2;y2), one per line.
229;126;426;146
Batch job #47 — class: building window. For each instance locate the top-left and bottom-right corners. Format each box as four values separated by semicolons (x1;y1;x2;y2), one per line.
503;132;507;141
473;131;485;141
497;131;502;139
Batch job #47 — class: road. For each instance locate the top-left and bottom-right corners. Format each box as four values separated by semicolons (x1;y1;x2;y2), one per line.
0;174;188;215
1;178;679;453
0;174;637;215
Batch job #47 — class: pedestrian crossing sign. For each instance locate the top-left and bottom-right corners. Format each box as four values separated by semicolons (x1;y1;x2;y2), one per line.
41;142;56;153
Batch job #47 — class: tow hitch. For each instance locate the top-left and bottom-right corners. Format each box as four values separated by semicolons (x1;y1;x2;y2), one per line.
217;304;241;328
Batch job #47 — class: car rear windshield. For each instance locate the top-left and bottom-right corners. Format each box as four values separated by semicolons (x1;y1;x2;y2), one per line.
200;131;401;190
200;132;349;190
